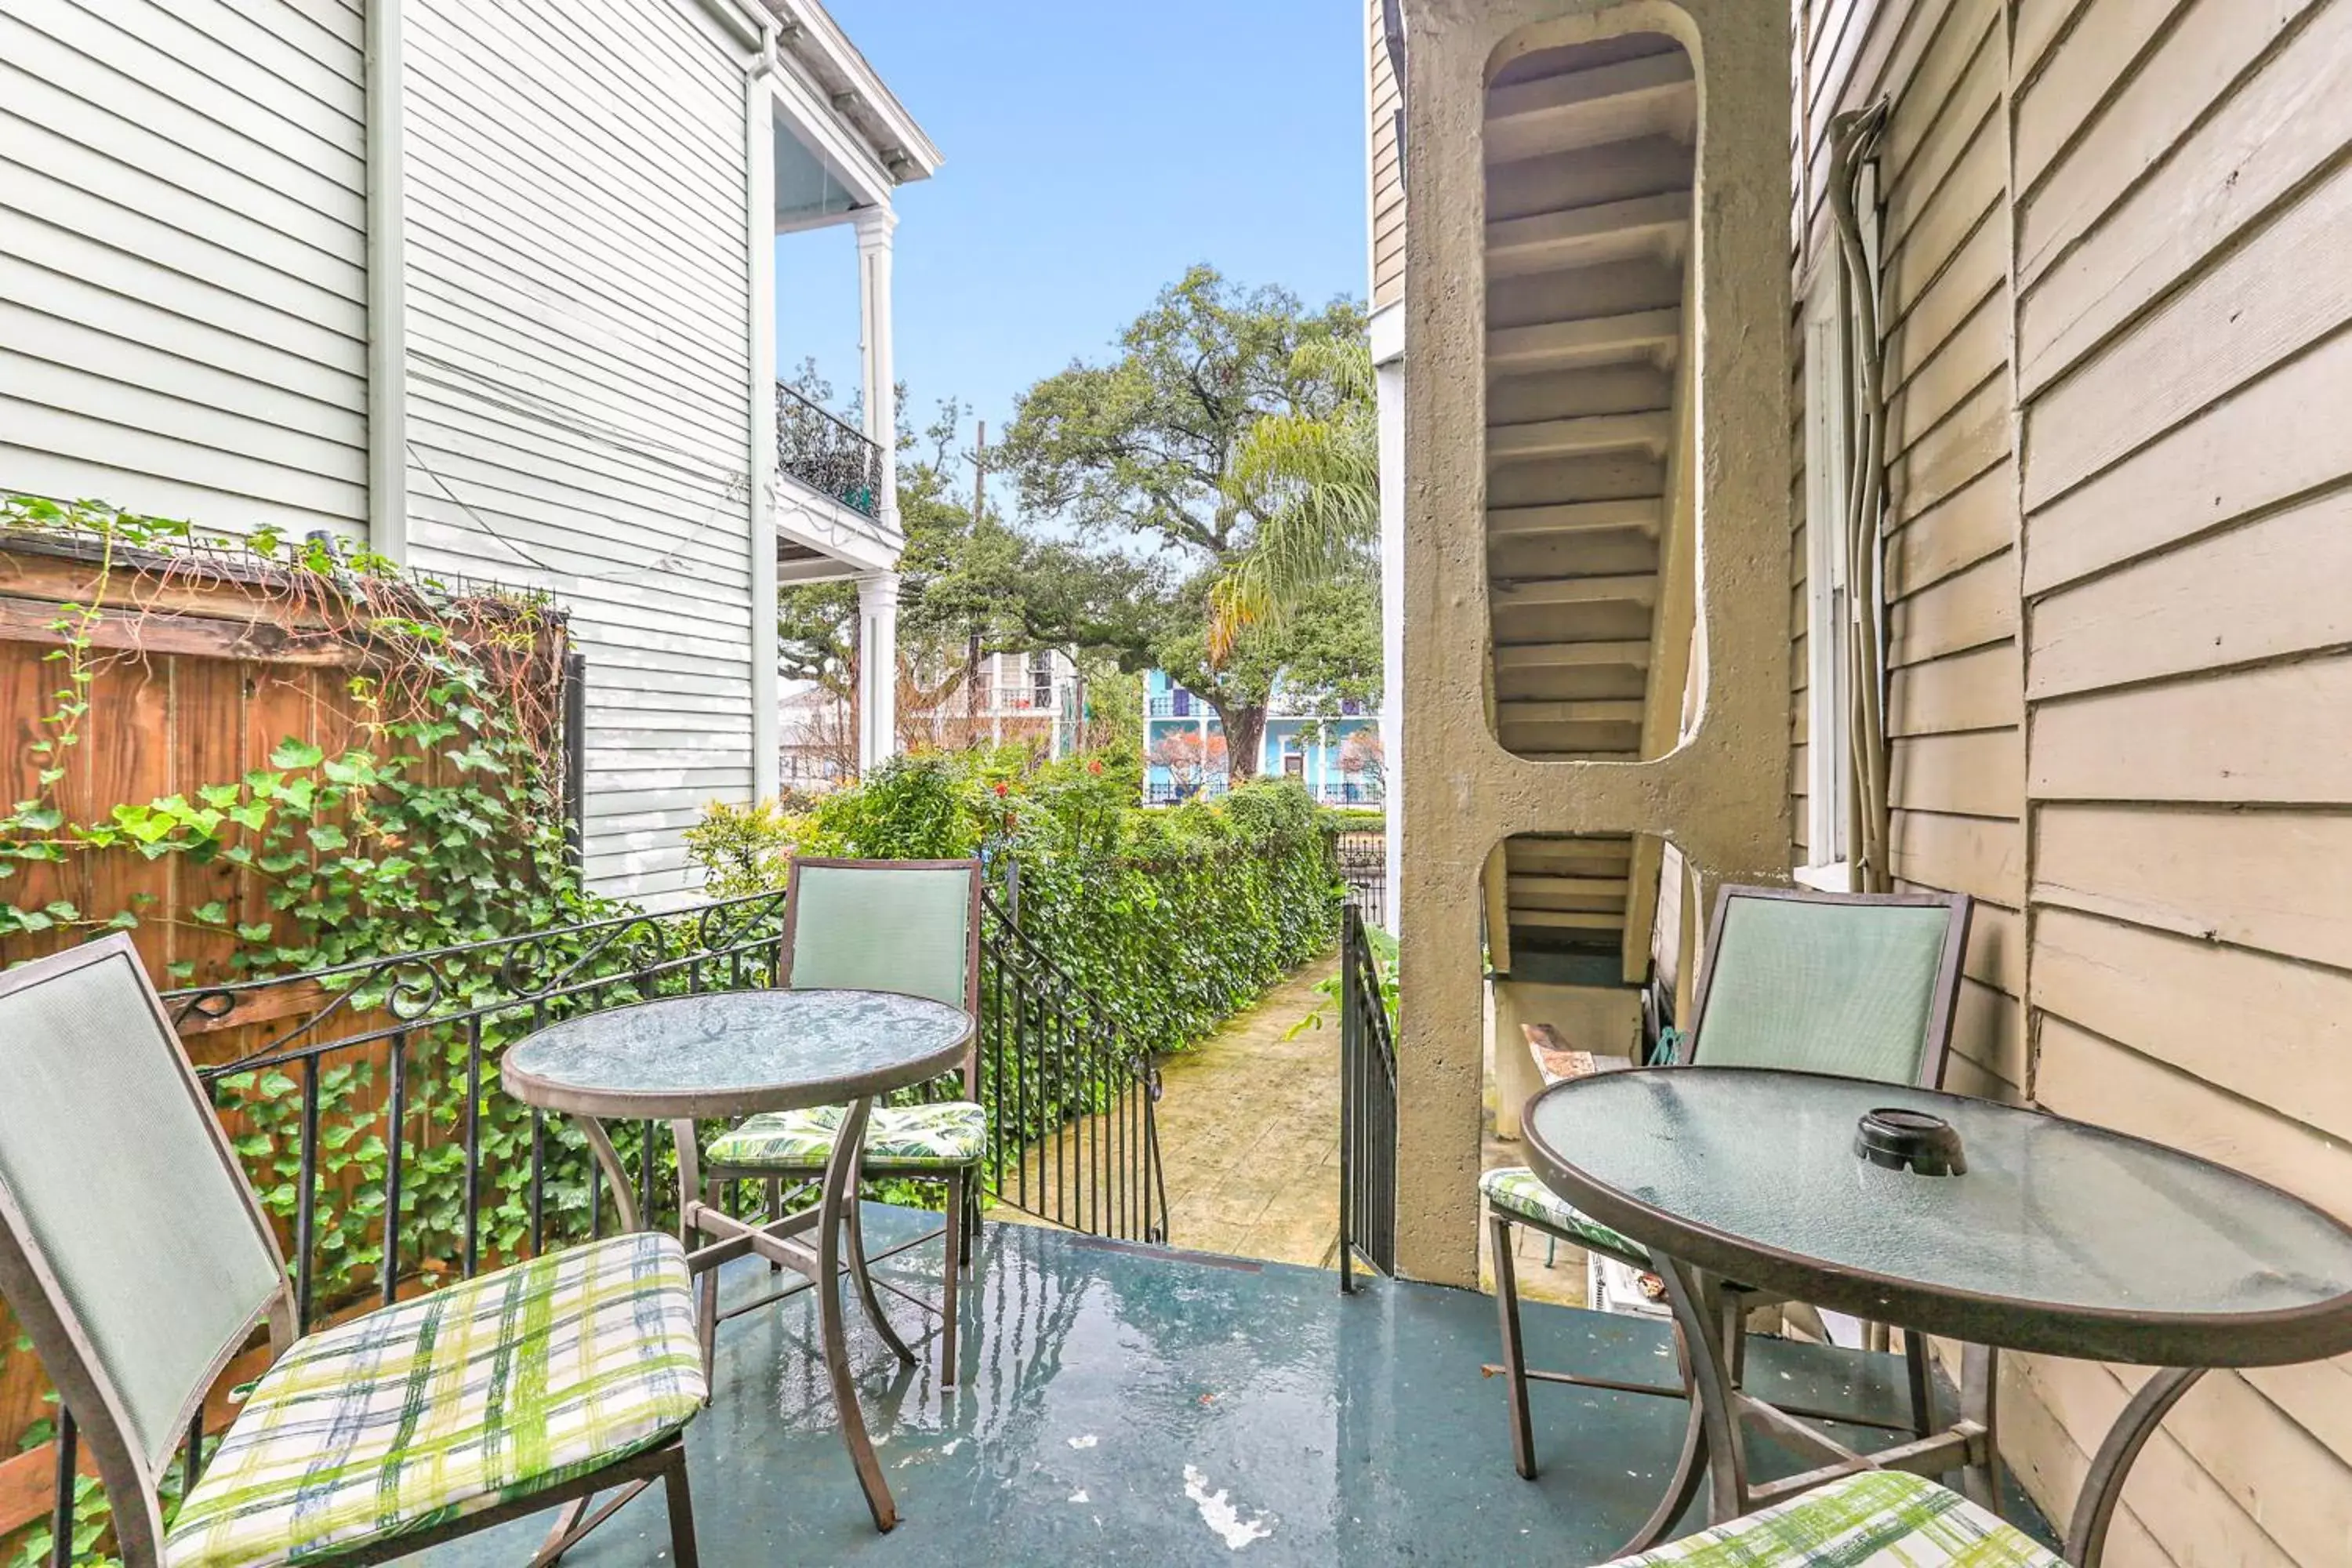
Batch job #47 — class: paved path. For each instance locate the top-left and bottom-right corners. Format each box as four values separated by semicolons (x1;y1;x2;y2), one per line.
1147;956;1343;1267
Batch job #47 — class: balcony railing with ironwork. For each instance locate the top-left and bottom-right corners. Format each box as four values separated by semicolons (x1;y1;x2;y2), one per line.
776;383;882;519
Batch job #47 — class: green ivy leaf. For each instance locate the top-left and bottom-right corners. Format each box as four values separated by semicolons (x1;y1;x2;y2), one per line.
270;738;326;771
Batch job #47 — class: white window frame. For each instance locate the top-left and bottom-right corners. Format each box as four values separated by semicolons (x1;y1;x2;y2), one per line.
1800;245;1855;893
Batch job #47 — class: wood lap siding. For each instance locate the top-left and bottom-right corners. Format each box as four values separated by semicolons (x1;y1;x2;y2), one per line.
1367;0;1404;310
0;0;369;537
1796;0;2352;1557
401;0;753;906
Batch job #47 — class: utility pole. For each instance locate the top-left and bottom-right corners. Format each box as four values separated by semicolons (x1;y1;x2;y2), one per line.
965;419;985;743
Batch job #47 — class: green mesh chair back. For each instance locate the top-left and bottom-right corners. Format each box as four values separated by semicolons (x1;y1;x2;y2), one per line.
1686;887;1971;1088
782;858;982;1016
0;937;287;1484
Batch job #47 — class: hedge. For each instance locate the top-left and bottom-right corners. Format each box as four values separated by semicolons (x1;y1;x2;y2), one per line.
685;750;1342;1054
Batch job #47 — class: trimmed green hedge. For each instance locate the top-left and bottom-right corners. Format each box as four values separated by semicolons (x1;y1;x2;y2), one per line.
686;750;1341;1054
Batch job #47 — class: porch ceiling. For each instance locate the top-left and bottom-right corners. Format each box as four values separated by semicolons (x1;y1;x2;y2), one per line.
420;1209;2042;1565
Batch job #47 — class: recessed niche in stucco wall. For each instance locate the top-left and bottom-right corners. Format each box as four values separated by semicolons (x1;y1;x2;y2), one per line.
1482;30;1695;764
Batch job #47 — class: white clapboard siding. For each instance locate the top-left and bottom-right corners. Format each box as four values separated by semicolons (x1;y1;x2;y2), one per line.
0;0;368;536
401;0;753;908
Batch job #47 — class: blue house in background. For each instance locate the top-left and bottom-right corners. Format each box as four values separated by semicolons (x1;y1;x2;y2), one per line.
1142;670;1384;807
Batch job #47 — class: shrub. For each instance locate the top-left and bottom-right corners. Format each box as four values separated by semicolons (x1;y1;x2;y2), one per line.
688;752;1343;1055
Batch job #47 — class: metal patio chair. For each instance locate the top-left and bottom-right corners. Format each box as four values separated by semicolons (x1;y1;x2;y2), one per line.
701;857;986;1385
0;935;704;1567
1595;1469;2059;1566
1483;884;1973;1481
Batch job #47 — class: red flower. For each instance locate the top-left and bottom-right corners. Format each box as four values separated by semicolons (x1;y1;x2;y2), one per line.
993;781;1010;797
1087;758;1103;775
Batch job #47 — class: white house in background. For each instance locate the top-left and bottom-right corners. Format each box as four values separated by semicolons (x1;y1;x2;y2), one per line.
0;0;936;906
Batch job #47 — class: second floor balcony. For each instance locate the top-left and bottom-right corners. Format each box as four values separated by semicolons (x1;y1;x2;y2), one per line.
776;383;882;519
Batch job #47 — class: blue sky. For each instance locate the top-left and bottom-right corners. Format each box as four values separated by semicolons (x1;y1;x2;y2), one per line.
775;1;1368;461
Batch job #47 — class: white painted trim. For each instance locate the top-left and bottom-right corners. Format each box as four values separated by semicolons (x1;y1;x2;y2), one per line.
693;0;768;49
855;571;900;770
765;0;942;177
746;21;781;802
1369;300;1405;368
775;472;900;577
365;0;407;564
1793;862;1853;894
855;205;899;532
1801;252;1851;869
766;61;896;213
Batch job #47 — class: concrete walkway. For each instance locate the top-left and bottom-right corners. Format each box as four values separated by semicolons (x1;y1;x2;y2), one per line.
1149;955;1343;1267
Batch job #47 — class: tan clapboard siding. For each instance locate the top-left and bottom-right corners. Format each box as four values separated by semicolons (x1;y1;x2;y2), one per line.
1889;644;2021;736
2028;487;2352;699
1367;0;1404;309
2034;805;2352;972
2027;156;2352;510
2016;0;2318;288
2031;658;2352;804
2017;0;2352;394
1784;1;2352;1544
2031;908;2352;1143
1886;460;2013;598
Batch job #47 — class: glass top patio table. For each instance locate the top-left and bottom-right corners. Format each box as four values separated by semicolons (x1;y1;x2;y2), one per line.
501;988;973;1120
1522;1066;2352;1367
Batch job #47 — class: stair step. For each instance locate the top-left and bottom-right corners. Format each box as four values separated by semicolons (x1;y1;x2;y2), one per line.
1486;53;1696;165
1489;309;1682;376
1486;192;1690;279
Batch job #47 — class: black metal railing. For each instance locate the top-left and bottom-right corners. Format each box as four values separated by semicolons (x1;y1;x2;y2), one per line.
1338;833;1387;927
1338;903;1398;1290
777;383;881;518
979;887;1169;1243
24;887;1164;1565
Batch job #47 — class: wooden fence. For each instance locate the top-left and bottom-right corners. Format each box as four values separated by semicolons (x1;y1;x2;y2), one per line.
0;531;568;1545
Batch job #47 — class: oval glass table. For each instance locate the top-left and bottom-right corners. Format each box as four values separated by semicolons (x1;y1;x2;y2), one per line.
503;987;974;1536
1521;1066;2352;1566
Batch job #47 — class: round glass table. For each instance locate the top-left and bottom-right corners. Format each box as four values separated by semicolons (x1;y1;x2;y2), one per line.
1522;1066;2352;1565
503;987;975;1535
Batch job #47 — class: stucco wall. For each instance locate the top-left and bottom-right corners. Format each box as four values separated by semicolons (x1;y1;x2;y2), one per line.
1395;0;1792;1286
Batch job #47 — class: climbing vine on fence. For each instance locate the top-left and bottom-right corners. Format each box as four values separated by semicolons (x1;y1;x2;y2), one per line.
0;499;636;1556
688;750;1342;1056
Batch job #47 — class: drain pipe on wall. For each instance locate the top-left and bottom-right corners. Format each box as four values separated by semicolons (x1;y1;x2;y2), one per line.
1827;103;1892;895
742;17;782;803
690;0;782;799
365;0;407;565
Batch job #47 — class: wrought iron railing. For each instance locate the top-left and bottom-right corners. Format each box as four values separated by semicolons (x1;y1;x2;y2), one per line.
1338;834;1388;927
776;383;881;518
1338;902;1398;1290
21;887;1165;1564
979;887;1168;1242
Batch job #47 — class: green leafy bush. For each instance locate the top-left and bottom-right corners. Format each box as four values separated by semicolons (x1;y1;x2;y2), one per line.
687;751;1344;1054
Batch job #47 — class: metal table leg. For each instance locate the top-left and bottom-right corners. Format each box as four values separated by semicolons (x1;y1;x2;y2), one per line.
818;1096;898;1531
1654;1255;1750;1525
2066;1367;2202;1568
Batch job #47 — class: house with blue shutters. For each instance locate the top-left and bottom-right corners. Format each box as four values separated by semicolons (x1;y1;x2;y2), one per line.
1141;670;1383;807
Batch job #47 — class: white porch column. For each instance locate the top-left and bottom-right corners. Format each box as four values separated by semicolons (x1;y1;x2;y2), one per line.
854;205;899;532
856;571;900;772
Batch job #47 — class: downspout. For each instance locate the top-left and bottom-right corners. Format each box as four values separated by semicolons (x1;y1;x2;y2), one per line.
746;20;782;800
1828;103;1892;893
365;0;406;564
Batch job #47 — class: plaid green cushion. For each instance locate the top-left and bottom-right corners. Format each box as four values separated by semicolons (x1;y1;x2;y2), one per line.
1599;1471;2061;1566
165;1232;704;1568
706;1099;987;1172
1482;1166;1646;1264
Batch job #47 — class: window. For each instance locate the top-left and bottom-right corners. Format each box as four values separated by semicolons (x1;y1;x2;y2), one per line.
1802;249;1853;887
1800;169;1880;893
